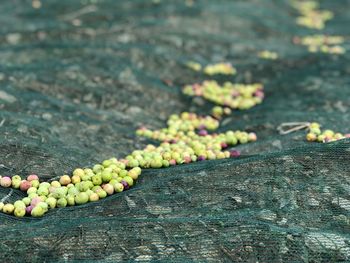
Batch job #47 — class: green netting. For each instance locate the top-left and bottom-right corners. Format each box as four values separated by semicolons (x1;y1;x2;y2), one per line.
0;0;350;262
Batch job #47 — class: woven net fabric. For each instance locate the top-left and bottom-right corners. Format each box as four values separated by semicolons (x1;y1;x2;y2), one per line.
0;0;350;262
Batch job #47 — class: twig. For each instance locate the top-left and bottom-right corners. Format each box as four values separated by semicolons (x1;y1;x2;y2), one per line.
277;122;310;135
59;5;98;21
1;189;13;203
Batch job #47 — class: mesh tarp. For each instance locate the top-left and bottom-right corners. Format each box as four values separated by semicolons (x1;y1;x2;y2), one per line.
0;0;350;262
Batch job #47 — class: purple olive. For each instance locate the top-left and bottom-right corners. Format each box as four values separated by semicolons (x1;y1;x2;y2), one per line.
26;205;33;215
121;181;129;190
230;150;241;158
197;156;206;161
198;130;208;136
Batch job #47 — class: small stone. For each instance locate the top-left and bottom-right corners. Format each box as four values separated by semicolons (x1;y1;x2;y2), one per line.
42;113;52;120
257;209;277;221
6;33;21;44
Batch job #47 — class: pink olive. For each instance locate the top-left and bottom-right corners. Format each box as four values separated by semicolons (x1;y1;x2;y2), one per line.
248;132;257;142
254;90;264;99
102;184;114;195
20;180;32;191
198;130;208;136
27;174;39;182
184;156;192;164
119;159;128;165
221;143;228;148
49;186;56;194
26;205;33;214
31;197;42;207
0;177;12;188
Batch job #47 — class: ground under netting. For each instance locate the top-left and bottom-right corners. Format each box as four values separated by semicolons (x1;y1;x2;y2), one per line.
0;0;350;262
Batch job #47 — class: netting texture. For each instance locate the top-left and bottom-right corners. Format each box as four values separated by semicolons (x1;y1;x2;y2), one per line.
0;0;350;262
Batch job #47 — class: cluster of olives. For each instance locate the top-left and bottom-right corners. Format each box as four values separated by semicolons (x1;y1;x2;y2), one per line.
1;40;263;219
211;106;232;119
257;50;278;60
166;112;220;131
294;35;345;54
306;122;350;143
186;61;202;72
183;81;264;110
291;0;346;55
291;0;333;30
186;61;236;75
135;112;257;168
0;161;141;217
203;63;236;75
